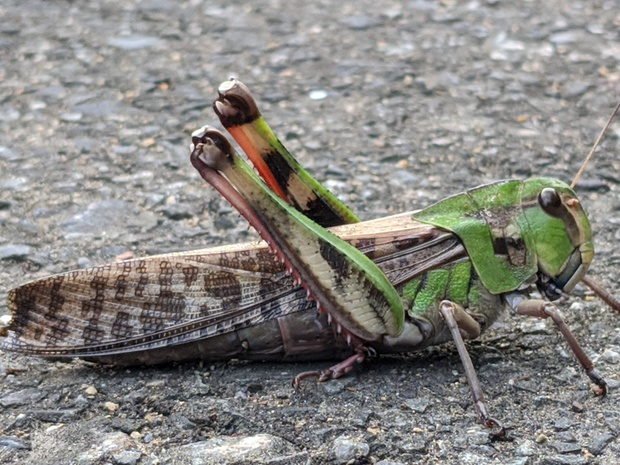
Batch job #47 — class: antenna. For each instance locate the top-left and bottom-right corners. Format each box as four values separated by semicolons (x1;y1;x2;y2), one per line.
571;101;620;188
571;100;620;313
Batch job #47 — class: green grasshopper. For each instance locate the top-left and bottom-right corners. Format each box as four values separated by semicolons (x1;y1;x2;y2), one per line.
1;79;618;437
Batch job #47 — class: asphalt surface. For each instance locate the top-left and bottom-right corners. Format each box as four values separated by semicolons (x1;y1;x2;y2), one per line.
0;1;619;464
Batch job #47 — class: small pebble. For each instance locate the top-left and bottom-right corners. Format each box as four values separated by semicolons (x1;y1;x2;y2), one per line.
589;431;614;455
0;388;44;407
0;244;31;261
59;112;83;122
84;386;98;396
551;441;581;454
601;348;619;364
45;424;64;433
571;402;584;413
104;401;119;412
556;431;576;443
339;15;382;30
515;440;537;456
309;89;328;100
0;436;30;450
112;450;142;465
507;458;529;465
108;35;160;50
332;436;370;464
542;454;588;465
404;397;431;414
554;417;574;431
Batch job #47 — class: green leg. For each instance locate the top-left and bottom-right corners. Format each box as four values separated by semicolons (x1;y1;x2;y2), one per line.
190;127;404;343
213;78;360;227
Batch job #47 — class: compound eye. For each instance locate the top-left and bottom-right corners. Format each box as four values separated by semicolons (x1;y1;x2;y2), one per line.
539;188;563;217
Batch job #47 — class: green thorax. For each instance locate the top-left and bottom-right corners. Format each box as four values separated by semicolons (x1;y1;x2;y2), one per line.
412;178;585;294
403;260;478;315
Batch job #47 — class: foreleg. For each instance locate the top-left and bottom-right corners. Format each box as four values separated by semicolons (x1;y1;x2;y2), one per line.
509;297;607;395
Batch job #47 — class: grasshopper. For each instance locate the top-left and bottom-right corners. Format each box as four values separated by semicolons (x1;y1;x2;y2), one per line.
1;79;618;437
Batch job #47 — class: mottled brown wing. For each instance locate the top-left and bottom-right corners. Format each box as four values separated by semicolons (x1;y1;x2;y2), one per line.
1;242;305;357
1;213;464;359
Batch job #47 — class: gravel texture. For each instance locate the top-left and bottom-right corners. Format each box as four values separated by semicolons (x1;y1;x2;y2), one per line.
1;1;619;464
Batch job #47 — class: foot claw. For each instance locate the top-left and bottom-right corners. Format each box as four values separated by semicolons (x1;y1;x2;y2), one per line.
587;369;607;396
485;417;511;442
292;370;323;389
292;352;366;388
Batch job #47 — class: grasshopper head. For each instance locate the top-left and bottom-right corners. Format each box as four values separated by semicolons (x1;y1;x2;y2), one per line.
522;178;594;299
